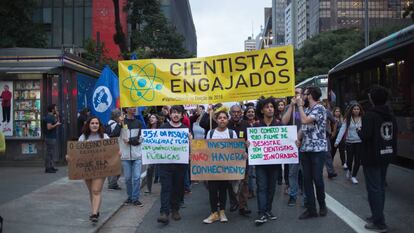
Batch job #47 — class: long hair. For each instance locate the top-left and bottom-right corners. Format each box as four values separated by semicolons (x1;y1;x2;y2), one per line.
147;114;162;129
332;107;343;122
344;103;364;127
82;116;105;140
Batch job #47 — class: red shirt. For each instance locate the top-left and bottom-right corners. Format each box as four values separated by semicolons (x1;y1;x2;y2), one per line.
182;115;190;128
0;90;11;107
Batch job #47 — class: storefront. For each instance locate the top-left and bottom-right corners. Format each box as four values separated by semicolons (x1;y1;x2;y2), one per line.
0;48;101;164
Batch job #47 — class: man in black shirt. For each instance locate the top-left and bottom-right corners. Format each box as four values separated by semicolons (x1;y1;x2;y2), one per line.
44;104;61;173
157;105;189;225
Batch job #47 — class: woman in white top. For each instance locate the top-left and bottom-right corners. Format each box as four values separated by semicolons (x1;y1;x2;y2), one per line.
203;109;237;224
67;116;109;223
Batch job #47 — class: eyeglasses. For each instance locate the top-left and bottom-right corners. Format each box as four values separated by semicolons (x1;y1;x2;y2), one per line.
303;93;309;96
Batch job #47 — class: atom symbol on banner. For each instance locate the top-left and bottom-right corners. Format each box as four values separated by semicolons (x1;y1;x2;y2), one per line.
122;63;164;102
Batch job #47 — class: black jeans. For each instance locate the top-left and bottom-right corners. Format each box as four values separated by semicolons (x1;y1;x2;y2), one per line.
159;164;185;215
2;106;10;122
208;181;228;212
346;143;362;177
363;163;388;227
302;152;326;213
331;137;346;165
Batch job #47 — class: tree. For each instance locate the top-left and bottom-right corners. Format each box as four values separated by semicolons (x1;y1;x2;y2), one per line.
0;0;46;48
295;28;364;82
403;1;414;22
112;0;129;59
82;39;117;71
113;0;189;59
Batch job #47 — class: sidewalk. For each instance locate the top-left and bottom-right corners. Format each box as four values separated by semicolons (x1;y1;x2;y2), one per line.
0;168;128;233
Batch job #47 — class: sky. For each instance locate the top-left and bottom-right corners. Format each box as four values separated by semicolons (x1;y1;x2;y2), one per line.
189;0;272;58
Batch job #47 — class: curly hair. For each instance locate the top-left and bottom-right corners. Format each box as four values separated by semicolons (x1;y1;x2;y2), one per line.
255;96;276;119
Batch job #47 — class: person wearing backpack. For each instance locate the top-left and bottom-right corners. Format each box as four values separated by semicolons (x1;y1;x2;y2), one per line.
203;108;237;224
106;109;124;190
358;86;397;233
120;107;144;207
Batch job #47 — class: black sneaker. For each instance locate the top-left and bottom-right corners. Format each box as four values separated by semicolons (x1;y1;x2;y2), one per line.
89;213;99;223
124;198;133;205
45;168;56;173
108;186;122;190
299;210;318;220
328;173;338;179
319;206;328;217
366;216;373;223
133;200;144;207
265;212;278;220
364;223;388;232
288;197;296;206
51;167;59;172
239;208;252;216
255;215;268;226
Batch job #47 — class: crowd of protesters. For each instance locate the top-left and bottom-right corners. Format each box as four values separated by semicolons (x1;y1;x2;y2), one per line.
69;85;396;232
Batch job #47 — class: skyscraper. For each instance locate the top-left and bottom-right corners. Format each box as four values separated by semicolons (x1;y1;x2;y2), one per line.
272;0;287;46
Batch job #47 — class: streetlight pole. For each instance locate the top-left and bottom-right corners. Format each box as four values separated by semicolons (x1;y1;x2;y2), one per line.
364;0;369;47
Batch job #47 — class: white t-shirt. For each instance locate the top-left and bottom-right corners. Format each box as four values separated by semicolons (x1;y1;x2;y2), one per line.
79;133;110;142
206;128;235;139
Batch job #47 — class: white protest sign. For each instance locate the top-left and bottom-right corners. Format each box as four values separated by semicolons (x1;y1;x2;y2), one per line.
247;126;298;165
142;128;189;165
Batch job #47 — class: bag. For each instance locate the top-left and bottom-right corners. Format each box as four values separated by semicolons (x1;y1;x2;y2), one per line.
105;121;117;136
0;131;5;153
208;128;236;139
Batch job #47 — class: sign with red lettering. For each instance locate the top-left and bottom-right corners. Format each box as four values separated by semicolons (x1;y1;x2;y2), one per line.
190;139;246;180
247;126;298;165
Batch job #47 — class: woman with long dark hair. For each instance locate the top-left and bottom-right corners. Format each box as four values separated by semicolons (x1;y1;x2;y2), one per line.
331;107;346;168
335;103;364;184
67;116;110;223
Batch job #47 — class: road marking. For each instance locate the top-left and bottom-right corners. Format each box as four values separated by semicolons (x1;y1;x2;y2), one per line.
326;193;371;233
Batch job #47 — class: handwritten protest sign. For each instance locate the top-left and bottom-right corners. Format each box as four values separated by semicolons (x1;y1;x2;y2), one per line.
67;138;121;180
119;46;295;107
142;128;189;164
247;126;298;165
190;139;246;180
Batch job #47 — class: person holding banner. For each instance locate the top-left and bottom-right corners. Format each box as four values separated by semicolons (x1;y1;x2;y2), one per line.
244;105;257;199
203;108;237;224
157;105;189;225
145;113;161;194
120;107;144;207
296;87;328;219
67;116;110;223
252;97;281;226
227;104;251;216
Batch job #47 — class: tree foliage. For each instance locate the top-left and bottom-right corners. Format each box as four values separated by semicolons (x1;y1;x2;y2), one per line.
127;0;189;59
0;0;46;48
82;39;117;71
295;28;364;83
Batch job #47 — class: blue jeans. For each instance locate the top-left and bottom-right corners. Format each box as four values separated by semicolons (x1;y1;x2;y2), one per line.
159;164;186;215
363;163;388;227
288;163;300;199
183;164;191;191
255;165;279;215
122;160;142;201
248;165;255;193
302;152;326;213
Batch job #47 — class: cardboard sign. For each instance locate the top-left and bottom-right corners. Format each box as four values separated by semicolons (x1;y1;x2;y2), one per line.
190;139;246;180
119;46;295;107
247;126;298;165
67;138;121;180
141;128;189;164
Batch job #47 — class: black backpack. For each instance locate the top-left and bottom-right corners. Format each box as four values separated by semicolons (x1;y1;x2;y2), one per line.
105;121;117;137
208;128;236;139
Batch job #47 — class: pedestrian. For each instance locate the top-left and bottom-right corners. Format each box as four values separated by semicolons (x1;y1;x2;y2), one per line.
252;97;281;226
335;103;364;184
66;116;110;223
106;109;124;190
227;104;251;216
77;107;90;137
157;105;189;225
190;105;205;139
203;108;236;224
323;101;338;179
120;107;144;207
296;87;328;219
276;100;289;189
282;87;304;207
244;105;257;199
44;104;61;173
359;85;397;233
0;84;12;123
145;113;161;194
330;107;346;168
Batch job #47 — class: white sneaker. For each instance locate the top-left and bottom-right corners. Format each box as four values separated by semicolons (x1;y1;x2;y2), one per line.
346;170;351;179
343;164;348;169
219;210;228;223
351;177;358;184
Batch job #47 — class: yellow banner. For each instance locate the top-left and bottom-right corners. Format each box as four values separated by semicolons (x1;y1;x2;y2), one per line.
119;46;295;107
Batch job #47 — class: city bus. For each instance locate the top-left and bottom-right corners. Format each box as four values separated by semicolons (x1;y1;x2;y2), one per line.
328;24;414;162
296;75;328;100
